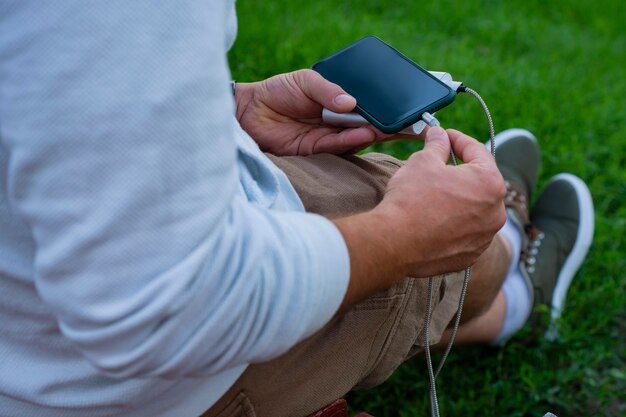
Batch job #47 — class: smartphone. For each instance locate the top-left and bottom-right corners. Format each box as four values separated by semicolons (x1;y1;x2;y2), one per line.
313;36;456;134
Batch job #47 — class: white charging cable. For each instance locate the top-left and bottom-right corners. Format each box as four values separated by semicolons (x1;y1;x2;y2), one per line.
419;85;496;417
321;73;496;417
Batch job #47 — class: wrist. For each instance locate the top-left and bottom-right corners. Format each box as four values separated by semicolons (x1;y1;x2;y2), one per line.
332;209;408;311
368;204;418;275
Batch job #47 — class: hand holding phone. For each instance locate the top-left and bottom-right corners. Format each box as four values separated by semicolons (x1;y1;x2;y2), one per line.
232;69;399;156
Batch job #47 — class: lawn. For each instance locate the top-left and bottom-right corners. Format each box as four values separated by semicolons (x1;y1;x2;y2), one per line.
229;1;626;416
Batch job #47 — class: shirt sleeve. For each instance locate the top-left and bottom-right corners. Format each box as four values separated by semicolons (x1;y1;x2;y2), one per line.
0;0;349;378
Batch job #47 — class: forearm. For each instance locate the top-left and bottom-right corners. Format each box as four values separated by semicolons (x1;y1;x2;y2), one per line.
332;208;409;312
332;127;507;313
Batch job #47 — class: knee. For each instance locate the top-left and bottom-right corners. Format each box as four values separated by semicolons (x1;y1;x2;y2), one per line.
456;235;510;325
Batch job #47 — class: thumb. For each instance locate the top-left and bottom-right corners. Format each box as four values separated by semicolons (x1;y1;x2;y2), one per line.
294;69;356;113
422;126;451;163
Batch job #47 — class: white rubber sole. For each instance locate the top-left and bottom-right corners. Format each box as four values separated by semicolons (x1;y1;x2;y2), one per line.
486;128;538;151
544;173;595;340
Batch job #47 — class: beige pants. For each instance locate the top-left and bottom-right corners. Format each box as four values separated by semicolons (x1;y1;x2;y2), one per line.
202;153;464;417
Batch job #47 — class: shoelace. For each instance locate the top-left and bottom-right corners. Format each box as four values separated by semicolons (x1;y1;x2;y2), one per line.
521;227;545;274
504;180;528;211
503;180;545;274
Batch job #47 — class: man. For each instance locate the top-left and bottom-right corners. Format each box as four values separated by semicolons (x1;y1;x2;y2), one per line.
0;1;593;417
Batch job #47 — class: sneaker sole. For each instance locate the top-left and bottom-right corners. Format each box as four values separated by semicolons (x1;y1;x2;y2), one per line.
486;128;538;152
545;173;595;339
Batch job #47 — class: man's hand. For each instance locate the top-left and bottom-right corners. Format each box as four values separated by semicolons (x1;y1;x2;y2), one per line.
234;69;395;156
379;127;507;277
333;127;506;309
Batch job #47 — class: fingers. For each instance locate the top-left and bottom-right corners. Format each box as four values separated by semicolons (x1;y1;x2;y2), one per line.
446;129;506;206
446;129;494;166
293;69;356;114
421;126;451;163
308;127;376;154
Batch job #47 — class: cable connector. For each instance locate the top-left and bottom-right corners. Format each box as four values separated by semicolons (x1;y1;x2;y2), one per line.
421;112;440;127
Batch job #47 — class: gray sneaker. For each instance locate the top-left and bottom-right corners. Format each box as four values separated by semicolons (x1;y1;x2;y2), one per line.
488;129;541;257
489;128;541;202
521;174;595;339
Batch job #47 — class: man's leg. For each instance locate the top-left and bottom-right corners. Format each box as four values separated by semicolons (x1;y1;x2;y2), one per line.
202;130;591;417
270;150;514;348
202;152;468;417
458;234;511;324
436;235;510;345
268;150;513;330
429;231;511;347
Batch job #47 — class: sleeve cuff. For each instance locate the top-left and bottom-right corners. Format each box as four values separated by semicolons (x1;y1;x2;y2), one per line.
282;211;351;339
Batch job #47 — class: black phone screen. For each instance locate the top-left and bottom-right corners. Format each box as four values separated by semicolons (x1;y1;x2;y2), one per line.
313;36;452;127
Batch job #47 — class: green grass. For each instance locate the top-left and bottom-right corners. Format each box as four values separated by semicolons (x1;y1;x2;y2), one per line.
229;1;626;415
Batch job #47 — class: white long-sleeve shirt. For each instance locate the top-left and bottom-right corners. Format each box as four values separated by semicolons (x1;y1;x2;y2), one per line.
0;1;350;416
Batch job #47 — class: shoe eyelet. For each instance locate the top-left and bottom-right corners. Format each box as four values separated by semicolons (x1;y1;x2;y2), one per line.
528;266;535;273
527;257;536;265
530;248;538;255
